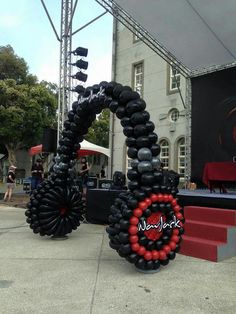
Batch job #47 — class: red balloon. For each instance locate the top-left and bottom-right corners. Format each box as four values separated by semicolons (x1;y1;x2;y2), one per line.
169;241;177;250
129;216;139;225
128;226;138;235
138;201;148;210
171;199;177;206
151;250;159;260
174;205;181;212
145;198;152;206
131;243;140;252
144;251;152;261
133;208;143;217
159;250;167;260
157;193;163;202
150;194;158;203
163;245;171;254
171;235;179;243
176;212;183;220
168;194;173;202
173;229;179;235
137;246;146;256
175;213;183;220
163;194;169;203
129;235;138;243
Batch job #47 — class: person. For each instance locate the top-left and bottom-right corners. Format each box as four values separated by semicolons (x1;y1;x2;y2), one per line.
79;157;90;198
31;158;44;191
3;165;17;202
100;165;105;178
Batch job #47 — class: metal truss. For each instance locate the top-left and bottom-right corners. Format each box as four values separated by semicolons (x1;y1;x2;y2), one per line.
185;78;192;186
95;0;191;78
57;0;73;144
41;0;107;145
96;0;236;79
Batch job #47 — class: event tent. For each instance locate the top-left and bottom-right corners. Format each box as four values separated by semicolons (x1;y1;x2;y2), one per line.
96;0;236;77
28;140;110;157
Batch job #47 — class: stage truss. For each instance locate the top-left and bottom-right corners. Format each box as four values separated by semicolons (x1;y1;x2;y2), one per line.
95;0;190;77
95;0;236;79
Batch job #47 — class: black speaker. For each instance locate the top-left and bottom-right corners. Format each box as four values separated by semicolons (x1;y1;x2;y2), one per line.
98;179;113;189
112;171;126;189
87;177;98;189
42;128;57;153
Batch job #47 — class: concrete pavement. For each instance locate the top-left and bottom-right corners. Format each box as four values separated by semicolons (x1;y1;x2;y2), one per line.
0;205;236;314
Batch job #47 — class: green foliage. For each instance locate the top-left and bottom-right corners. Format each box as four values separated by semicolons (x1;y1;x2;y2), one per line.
0;45;29;83
0;45;57;164
0;79;57;149
85;109;110;148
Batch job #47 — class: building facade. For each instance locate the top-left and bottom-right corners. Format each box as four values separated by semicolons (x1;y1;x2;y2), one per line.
109;20;188;183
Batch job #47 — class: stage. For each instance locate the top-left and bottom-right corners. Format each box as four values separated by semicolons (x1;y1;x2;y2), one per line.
86;188;236;224
178;189;236;211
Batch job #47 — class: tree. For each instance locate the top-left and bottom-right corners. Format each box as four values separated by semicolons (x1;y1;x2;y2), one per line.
0;46;57;165
0;45;29;83
85;109;110;148
0;79;57;165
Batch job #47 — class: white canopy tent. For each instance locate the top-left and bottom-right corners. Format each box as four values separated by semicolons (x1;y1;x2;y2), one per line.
96;0;236;77
78;140;110;157
29;140;110;157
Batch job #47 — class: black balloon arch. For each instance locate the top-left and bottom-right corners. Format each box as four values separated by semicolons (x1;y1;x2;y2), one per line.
25;81;184;272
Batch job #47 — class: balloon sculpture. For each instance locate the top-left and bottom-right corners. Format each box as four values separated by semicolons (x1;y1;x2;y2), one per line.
25;81;184;271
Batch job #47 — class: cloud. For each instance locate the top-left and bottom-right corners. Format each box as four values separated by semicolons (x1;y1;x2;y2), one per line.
0;15;21;28
37;62;59;84
86;53;112;86
35;47;59;84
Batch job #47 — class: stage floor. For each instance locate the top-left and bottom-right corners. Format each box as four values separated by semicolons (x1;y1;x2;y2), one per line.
179;188;236;198
178;189;236;210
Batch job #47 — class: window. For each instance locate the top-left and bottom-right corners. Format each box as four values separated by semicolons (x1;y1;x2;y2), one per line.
168;65;181;93
169;108;180;122
160;139;169;170
177;138;186;177
133;62;144;97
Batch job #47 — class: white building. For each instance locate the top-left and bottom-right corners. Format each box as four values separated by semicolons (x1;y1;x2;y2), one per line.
109;20;187;183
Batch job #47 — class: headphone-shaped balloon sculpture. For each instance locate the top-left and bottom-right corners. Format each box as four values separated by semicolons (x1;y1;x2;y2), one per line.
25;81;184;271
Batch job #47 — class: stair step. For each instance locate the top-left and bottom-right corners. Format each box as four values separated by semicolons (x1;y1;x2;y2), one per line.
180;235;225;262
184;219;233;242
184;206;236;225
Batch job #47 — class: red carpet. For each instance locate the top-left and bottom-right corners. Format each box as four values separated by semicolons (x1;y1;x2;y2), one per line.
180;206;236;261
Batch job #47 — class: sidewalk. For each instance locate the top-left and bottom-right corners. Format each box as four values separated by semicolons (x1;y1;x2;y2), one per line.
0;205;236;314
0;183;30;208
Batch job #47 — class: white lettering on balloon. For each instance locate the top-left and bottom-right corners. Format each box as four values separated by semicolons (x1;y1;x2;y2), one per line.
138;215;181;232
78;87;105;104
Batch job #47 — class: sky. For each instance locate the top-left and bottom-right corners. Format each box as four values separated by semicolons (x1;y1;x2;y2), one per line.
0;0;113;86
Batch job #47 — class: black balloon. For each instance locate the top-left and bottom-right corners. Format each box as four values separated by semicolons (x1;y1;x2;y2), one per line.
119;90;139;104
130;111;147;125
127;147;138;158
123;126;134;137
133;124;148;137
116;106;126;119
127;169;139;180
136;136;151;148
126;137;136;147
120;117;131;127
